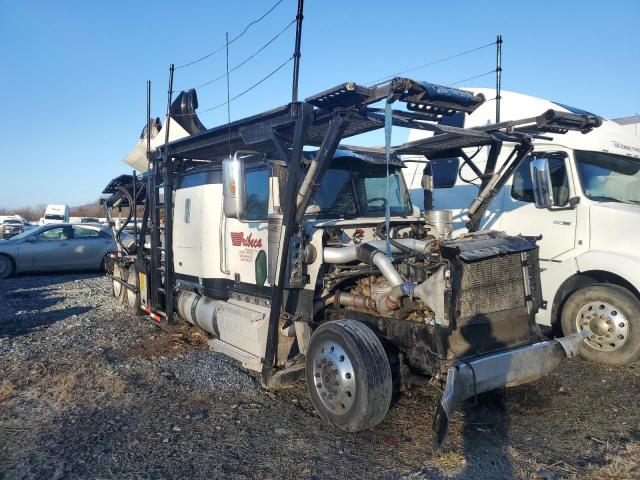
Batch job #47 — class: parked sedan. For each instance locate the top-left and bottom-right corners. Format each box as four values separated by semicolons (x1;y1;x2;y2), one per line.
0;224;117;278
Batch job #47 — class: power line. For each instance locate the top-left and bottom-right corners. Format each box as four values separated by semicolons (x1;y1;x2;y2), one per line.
180;18;296;91
176;56;294;117
175;0;284;69
367;41;497;85
448;69;496;86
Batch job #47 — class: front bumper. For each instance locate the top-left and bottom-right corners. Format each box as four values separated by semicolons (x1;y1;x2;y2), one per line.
0;229;21;238
433;331;587;447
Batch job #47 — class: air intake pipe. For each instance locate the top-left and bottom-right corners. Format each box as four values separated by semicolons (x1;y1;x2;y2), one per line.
323;239;431;264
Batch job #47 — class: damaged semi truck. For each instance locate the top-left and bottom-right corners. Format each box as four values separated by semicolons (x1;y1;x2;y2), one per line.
102;78;601;445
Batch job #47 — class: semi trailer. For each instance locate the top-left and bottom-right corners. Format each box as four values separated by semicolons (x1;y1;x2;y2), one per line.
102;78;601;445
404;89;640;366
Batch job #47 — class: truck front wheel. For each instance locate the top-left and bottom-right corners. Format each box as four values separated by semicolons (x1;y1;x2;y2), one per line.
305;320;392;432
561;284;640;366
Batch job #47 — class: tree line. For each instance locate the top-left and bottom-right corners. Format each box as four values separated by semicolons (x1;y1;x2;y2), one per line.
0;201;104;221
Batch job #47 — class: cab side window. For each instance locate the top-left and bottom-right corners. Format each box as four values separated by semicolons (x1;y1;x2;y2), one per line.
72;226;100;238
244;167;270;221
36;227;69;241
512;154;570;207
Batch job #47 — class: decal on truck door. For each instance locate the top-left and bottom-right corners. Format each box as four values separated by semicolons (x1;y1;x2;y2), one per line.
230;232;263;263
230;232;263;248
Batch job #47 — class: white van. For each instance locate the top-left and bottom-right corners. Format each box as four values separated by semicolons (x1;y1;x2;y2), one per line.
404;89;640;365
42;204;70;224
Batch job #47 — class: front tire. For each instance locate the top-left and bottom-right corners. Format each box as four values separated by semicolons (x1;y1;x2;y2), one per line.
561;284;640;366
306;320;392;432
0;255;15;279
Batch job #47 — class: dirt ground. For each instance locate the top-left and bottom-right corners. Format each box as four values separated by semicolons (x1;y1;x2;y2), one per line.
0;273;639;480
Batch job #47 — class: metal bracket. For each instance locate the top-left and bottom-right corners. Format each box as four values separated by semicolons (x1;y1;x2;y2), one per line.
555;331;589;358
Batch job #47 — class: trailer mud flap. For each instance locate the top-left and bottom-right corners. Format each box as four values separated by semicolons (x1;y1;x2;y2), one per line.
432;331;587;449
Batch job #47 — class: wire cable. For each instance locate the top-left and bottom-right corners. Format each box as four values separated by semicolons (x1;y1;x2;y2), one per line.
175;56;294;117
175;0;284;69
367;41;497;85
179;18;296;91
448;69;496;86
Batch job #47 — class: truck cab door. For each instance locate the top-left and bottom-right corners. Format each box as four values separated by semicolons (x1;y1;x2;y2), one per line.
496;151;578;264
221;165;271;287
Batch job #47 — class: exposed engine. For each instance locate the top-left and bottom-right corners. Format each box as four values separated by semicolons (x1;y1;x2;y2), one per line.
320;210;543;367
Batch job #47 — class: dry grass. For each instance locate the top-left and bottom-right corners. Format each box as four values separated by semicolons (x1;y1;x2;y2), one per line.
584;442;640;480
0;380;15;403
117;324;208;360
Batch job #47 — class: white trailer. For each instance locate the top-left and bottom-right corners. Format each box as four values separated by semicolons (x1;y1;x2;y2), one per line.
404;89;640;365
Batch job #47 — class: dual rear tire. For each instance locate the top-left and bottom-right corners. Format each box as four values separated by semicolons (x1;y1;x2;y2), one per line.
112;264;142;315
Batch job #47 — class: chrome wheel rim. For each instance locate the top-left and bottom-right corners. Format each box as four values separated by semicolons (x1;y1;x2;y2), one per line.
576;301;629;352
311;340;356;414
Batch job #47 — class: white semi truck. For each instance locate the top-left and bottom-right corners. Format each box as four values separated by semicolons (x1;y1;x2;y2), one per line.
103;79;600;445
41;204;70;224
405;89;640;366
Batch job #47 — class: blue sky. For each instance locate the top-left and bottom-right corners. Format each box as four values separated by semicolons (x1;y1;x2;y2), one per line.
1;0;638;209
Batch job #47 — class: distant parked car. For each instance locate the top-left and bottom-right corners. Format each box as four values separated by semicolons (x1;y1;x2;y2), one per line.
0;219;24;239
0;223;117;278
80;217;101;224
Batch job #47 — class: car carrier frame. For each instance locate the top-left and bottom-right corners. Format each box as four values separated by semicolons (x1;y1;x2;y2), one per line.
102;77;600;445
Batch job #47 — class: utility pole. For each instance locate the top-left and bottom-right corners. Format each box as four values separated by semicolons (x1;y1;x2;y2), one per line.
496;35;502;123
291;0;304;103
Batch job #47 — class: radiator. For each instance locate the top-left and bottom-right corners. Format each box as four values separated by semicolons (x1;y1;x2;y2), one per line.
440;233;543;359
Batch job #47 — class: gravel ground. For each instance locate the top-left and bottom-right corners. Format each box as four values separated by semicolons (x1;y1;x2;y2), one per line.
0;273;639;480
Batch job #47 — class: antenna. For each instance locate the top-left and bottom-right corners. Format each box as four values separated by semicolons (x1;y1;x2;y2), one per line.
142;79;151;245
495;35;503;123
226;32;232;158
163;64;175;146
291;0;304;102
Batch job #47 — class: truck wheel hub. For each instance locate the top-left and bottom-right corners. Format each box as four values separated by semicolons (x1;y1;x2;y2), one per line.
576;301;628;352
311;341;356;414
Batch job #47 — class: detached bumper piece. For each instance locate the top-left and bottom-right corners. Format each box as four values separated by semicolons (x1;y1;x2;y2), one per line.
432;331;587;448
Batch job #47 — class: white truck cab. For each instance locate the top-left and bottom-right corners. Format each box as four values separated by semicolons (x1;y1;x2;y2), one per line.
42;204;70;224
405;89;640;365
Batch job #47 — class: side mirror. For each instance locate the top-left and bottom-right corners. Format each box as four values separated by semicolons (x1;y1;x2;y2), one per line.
25;236;37;242
530;158;554;209
222;154;247;219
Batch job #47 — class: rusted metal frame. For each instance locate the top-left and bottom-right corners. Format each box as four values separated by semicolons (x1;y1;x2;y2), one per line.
262;102;314;386
294;111;350;223
466;139;534;232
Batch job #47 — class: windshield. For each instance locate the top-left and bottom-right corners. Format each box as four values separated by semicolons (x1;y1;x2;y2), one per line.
3;220;21;225
44;214;65;220
306;160;412;218
574;150;640;205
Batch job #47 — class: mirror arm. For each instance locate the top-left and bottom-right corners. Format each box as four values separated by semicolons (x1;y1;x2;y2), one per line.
467;141;533;231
